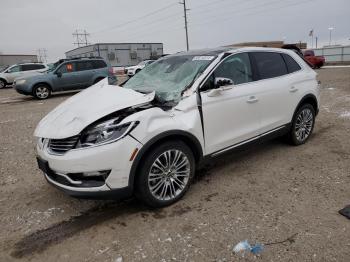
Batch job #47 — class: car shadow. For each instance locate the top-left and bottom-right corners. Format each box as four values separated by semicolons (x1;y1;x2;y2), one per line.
10;138;289;259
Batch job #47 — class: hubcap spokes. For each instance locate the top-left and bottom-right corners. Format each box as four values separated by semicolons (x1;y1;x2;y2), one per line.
295;108;313;142
36;87;48;98
148;149;190;201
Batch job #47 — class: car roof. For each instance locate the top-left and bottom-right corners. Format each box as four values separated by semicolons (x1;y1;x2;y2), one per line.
168;46;296;58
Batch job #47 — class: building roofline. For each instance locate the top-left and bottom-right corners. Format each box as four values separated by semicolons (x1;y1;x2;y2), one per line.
65;42;164;54
0;54;37;56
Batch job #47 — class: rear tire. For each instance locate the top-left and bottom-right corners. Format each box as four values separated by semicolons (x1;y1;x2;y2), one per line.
135;140;195;207
287;104;315;145
33;84;51;99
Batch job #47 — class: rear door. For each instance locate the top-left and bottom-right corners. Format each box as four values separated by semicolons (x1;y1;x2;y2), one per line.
75;61;95;87
250;52;299;133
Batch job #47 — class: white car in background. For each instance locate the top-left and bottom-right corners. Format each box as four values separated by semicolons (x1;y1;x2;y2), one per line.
0;63;48;88
35;47;320;207
124;60;155;77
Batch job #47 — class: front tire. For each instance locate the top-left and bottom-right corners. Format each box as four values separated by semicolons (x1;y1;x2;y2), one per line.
135;140;195;207
287;104;315;145
0;79;6;89
33;84;51;99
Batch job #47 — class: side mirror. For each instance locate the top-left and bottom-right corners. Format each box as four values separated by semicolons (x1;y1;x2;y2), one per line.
214;77;233;88
56;72;62;77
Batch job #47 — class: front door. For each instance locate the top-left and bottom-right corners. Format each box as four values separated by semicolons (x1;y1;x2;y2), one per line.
200;52;262;154
53;62;80;91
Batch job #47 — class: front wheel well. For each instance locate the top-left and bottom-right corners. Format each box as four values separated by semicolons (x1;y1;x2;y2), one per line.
0;78;7;84
129;132;203;190
33;82;52;91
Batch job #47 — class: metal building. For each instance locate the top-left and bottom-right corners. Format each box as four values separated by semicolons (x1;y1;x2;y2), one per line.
313;45;350;64
65;43;163;67
0;54;38;66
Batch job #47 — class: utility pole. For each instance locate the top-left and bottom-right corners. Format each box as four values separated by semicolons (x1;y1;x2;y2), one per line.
315;36;318;48
179;0;189;51
72;29;90;47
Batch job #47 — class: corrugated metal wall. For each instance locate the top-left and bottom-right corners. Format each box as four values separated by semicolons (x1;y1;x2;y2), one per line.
0;55;38;66
313;45;350;63
65;43;163;67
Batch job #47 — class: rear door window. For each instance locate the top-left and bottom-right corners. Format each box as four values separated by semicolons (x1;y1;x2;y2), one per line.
251;52;288;80
282;54;301;73
92;60;107;69
21;64;45;71
76;61;94;71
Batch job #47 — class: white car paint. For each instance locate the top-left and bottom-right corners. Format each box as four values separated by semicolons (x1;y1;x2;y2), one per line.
34;79;155;139
34;47;320;200
125;60;154;77
0;63;48;86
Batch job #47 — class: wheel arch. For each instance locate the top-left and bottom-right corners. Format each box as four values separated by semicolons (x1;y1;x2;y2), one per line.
294;94;319;117
128;130;203;191
0;78;8;84
33;82;53;91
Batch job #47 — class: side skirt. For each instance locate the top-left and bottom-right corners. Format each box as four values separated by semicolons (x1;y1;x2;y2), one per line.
200;124;291;165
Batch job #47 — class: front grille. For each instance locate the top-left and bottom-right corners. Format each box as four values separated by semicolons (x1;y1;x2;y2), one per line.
48;135;79;154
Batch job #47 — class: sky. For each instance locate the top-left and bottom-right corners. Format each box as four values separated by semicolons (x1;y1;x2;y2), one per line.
0;0;349;62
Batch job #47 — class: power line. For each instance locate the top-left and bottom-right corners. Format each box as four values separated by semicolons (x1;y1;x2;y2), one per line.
91;2;178;34
190;0;314;28
180;0;190;51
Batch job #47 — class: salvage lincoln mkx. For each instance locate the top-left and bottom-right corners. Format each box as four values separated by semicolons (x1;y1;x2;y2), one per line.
35;47;320;207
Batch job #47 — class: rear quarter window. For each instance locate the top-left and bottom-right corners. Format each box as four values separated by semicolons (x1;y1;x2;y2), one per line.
252;52;288;80
92;60;107;69
282;54;301;73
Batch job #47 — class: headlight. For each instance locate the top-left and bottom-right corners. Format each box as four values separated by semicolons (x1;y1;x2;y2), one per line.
76;118;139;148
16;79;26;85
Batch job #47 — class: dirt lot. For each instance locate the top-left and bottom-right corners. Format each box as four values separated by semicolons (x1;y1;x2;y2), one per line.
0;68;349;262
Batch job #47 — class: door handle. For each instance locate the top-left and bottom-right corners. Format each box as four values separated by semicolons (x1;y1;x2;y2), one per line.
247;96;258;103
290;86;298;93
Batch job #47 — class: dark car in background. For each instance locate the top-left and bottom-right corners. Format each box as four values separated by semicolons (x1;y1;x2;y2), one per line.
14;57;116;99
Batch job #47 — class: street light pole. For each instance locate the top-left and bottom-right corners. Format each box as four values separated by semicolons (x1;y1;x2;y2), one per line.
328;27;334;46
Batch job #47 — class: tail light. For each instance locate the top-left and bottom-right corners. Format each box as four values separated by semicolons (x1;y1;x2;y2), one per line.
108;67;114;75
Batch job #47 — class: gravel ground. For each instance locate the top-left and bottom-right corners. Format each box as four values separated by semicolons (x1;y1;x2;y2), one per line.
0;68;349;262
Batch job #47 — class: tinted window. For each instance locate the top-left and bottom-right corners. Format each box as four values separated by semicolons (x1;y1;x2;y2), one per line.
252;52;288;79
21;64;45;71
56;62;76;74
76;61;94;71
92;60;107;69
282;54;301;73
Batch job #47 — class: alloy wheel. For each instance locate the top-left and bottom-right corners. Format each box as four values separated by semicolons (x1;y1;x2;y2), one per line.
35;86;49;99
294;108;314;142
0;80;5;88
148;149;191;201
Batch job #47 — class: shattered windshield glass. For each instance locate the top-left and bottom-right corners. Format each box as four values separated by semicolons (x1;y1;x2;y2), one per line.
123;54;216;102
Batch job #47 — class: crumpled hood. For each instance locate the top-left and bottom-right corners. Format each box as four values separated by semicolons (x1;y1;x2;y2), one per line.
34;79;155;139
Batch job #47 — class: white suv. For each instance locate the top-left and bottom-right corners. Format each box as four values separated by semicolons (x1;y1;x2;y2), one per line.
0;63;48;88
35;47;320;207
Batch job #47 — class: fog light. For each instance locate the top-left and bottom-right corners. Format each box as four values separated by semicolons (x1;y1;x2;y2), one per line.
82;170;111;179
